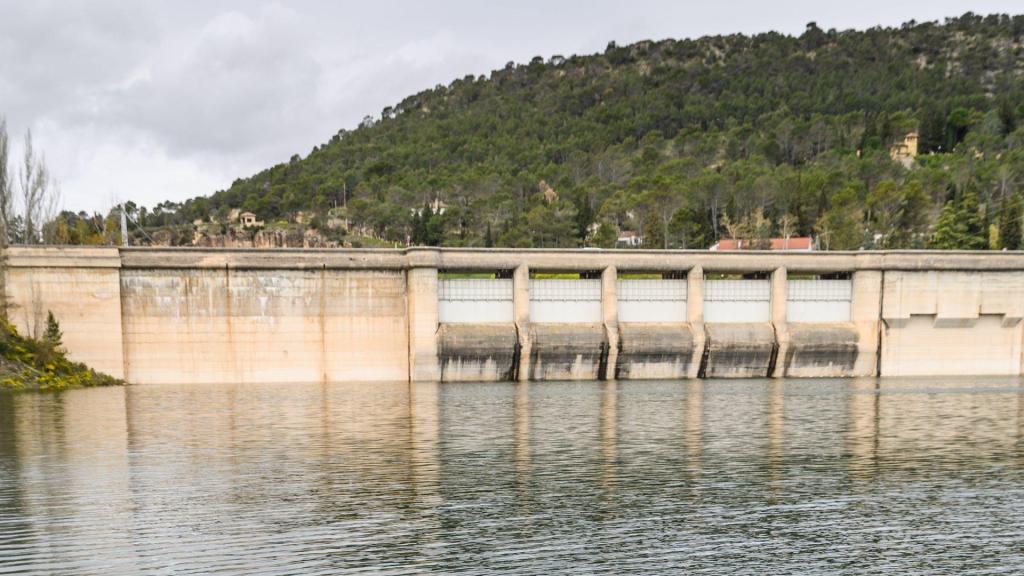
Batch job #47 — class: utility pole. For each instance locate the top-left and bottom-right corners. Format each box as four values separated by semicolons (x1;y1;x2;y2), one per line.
120;204;129;247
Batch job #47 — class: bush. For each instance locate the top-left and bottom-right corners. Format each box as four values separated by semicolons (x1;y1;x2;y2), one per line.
0;318;122;392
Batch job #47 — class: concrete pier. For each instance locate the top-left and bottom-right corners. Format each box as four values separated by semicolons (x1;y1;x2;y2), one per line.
6;246;1024;384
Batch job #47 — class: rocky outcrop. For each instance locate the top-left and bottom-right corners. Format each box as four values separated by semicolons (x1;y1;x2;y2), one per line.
187;227;340;248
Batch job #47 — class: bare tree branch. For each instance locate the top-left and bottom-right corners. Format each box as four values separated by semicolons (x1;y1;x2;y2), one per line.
0;117;10;320
0;117;11;245
18;129;53;244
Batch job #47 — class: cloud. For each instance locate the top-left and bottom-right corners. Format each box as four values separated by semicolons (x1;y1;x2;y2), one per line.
33;120;246;212
107;4;324;156
0;0;1020;212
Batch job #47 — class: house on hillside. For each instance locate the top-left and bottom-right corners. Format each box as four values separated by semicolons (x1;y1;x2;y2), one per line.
240;212;264;228
617;230;644;247
540;180;559;203
890;132;919;168
411;197;448;216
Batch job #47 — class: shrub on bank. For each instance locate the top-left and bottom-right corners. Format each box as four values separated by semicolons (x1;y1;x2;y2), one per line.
0;314;122;392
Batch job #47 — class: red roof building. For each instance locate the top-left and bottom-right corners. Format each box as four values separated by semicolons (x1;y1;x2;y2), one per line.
710;237;816;251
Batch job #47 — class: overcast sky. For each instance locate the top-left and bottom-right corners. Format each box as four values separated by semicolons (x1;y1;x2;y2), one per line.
1;1;1019;212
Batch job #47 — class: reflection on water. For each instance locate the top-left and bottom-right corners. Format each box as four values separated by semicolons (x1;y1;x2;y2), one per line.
2;378;1024;574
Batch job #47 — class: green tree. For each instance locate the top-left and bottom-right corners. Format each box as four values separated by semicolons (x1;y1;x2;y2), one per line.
958;187;987;249
44;311;63;348
815;187;863;250
999;193;1022;250
895;181;930;248
997;98;1017;136
668;206;711;249
868;180;930;248
484;222;494;247
918;104;948;153
106;15;1024;252
642;186;683;249
946;107;972;150
526;202;578;247
931;188;987;250
591;222;618;248
930;201;966;249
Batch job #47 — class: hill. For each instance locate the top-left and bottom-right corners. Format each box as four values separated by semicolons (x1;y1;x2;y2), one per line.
103;13;1024;250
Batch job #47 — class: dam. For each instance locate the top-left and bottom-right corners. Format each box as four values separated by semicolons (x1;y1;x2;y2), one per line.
4;246;1023;384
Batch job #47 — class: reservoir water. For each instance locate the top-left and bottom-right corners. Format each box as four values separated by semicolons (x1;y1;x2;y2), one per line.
2;378;1024;574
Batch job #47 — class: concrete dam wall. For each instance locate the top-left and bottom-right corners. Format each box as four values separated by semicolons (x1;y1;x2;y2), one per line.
6;246;1024;384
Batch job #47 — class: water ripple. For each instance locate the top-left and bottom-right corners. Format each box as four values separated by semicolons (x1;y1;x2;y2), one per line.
1;377;1024;573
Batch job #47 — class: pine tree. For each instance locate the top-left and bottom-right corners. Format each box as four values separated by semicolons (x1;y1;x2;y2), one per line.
999;194;1023;250
423;206;443;246
930;201;966;249
958;187;987;249
998;98;1018;136
410;208;424;245
484;222;494;247
918;104;948;153
44;311;62;348
592;222;618;248
815;186;863;250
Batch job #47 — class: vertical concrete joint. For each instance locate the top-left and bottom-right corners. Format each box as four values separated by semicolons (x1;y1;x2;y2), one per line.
686;265;705;379
851;270;884;377
407;266;440;382
601;265;619;380
770;266;788;378
513;264;531;381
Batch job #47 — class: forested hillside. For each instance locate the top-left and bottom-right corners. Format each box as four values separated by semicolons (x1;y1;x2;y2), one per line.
116;13;1024;249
